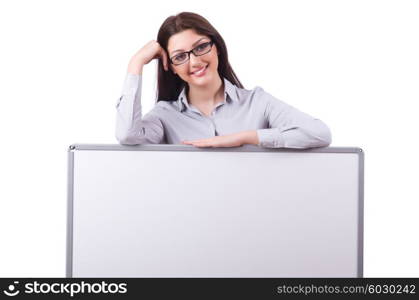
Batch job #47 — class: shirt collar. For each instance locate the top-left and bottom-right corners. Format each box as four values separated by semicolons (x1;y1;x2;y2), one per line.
176;77;239;112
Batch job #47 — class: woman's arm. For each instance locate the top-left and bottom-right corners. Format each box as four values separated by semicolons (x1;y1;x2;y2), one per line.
115;40;169;145
115;73;165;145
255;87;332;149
182;87;331;149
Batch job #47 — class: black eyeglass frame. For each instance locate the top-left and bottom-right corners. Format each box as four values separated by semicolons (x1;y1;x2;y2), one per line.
169;41;215;65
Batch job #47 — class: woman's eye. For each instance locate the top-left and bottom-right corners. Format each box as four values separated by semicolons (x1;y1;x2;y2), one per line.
196;43;208;51
174;53;187;62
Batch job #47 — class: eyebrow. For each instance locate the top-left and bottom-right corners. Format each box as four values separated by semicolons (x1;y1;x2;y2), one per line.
171;38;208;56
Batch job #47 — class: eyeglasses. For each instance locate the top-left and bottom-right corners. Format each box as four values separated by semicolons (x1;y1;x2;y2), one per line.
169;41;214;66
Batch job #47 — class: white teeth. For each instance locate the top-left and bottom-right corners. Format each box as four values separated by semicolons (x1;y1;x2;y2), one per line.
192;66;207;75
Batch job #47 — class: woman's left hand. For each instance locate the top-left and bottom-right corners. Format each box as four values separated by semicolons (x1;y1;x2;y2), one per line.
182;131;259;148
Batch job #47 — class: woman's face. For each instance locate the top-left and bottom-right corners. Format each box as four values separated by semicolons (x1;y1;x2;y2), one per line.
167;29;219;88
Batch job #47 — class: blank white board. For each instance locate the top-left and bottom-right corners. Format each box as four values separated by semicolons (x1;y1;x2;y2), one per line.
67;144;364;277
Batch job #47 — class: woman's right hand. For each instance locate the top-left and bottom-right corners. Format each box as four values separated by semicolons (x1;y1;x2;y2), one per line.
127;40;169;75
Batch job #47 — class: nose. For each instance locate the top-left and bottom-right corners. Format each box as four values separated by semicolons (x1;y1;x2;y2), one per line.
189;52;204;67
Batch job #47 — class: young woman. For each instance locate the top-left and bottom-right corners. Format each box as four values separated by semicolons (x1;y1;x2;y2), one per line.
115;12;331;148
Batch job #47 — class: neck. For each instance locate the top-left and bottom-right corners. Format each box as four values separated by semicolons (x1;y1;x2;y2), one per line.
187;75;224;106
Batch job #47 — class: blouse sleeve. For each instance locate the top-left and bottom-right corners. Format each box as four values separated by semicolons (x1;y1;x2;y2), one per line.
255;87;332;149
115;73;165;145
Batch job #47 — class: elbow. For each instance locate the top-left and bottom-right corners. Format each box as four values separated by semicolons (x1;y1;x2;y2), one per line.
298;120;332;148
115;131;141;145
316;122;332;147
115;134;130;145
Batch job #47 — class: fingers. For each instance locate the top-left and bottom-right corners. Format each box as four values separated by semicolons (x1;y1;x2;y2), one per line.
183;139;204;144
182;140;214;148
160;47;169;71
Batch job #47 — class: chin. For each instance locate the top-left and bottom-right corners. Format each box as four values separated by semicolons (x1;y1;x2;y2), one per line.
188;68;215;86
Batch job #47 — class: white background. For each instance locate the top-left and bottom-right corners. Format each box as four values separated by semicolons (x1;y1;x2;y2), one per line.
0;0;418;277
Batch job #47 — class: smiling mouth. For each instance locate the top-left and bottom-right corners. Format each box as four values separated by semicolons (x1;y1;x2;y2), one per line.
190;65;208;75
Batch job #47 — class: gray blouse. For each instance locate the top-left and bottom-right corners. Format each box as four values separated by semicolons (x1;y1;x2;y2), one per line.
115;73;332;148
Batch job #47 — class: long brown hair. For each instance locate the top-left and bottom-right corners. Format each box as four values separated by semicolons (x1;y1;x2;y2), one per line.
156;12;244;102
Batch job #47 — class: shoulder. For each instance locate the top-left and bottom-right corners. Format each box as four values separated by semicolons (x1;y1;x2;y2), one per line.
249;85;289;107
144;100;179;119
138;101;180;125
236;85;295;118
249;85;275;100
234;83;281;106
155;100;179;111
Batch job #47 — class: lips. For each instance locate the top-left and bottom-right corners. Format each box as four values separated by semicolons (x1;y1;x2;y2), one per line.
190;65;208;76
